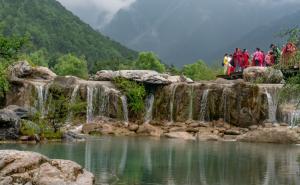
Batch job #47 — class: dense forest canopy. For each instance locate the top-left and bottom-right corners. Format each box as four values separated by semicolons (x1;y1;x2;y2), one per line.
0;0;137;73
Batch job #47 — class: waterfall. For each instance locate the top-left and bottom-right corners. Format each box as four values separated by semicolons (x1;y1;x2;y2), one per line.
121;95;129;125
221;88;229;122
144;94;155;124
66;85;80;123
98;87;109;117
264;88;279;123
283;110;300;127
199;89;210;122
33;82;50;117
169;84;178;123
86;85;94;123
188;85;194;120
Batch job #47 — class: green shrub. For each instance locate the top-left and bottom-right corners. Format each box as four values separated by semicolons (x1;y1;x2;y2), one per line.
20;120;41;136
135;52;166;73
54;54;89;79
113;77;146;115
182;60;216;81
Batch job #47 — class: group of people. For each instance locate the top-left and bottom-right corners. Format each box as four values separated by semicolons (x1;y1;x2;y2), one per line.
222;43;292;75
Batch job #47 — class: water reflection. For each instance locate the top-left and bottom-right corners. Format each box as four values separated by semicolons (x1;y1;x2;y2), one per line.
1;137;300;185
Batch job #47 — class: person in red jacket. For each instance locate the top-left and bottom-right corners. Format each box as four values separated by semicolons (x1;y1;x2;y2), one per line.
242;49;250;69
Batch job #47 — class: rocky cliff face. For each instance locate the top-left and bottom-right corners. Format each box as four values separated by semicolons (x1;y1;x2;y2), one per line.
2;62;298;134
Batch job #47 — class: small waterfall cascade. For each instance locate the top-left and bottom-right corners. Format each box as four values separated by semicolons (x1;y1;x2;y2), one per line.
188;85;194;120
98;87;109;117
33;82;50;117
121;95;129;126
199;89;210;122
86;85;95;123
283;110;300;127
144;94;155;124
169;84;178;123
66;85;80;123
221;87;230;122
264;87;279;123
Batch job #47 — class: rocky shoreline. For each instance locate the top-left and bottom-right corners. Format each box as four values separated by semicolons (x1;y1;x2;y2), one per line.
0;150;94;185
79;118;300;144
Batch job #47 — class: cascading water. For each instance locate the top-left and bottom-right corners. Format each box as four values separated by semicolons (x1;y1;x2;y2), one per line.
121;95;129;126
98;87;109;117
144;94;155;124
169;84;178;123
188;85;194;120
66;85;80;123
264;88;279;123
283;110;300;127
221;87;229;123
199;89;210;122
33;82;50;117
86;85;94;123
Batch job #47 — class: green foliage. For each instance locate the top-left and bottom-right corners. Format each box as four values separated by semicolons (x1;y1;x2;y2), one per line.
46;85;70;132
27;49;49;67
20;120;41;137
54;54;89;79
0;34;28;60
182;60;216;81
0;0;137;72
0;34;27;98
135;52;166;73
113;77;146;115
280;74;300;107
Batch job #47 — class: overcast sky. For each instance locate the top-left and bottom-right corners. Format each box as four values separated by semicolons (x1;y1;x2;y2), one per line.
57;0;136;28
57;0;300;30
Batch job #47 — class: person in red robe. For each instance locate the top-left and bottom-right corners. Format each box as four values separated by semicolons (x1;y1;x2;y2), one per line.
242;49;250;69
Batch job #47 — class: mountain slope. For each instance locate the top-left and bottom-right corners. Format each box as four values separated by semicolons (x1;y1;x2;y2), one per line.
0;0;137;72
103;0;300;66
223;10;300;54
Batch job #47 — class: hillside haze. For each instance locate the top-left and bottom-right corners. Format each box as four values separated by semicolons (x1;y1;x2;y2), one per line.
101;0;300;66
0;0;137;72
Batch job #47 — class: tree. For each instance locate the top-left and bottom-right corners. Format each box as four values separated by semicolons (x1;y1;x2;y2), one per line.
0;34;27;98
54;54;89;79
182;60;216;81
135;52;166;73
281;27;300;47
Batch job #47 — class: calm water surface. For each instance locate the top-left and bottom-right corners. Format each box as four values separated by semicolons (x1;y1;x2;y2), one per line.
1;137;300;185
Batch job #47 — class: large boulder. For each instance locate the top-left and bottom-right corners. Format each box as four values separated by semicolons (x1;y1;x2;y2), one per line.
9;61;56;81
5;105;34;119
237;127;300;144
0;150;94;185
91;70;193;85
0;108;20;140
243;67;283;83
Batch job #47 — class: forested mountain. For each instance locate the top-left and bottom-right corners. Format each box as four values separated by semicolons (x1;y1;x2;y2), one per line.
0;0;137;72
102;0;300;66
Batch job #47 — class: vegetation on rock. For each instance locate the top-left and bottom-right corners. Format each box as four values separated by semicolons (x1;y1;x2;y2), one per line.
113;77;146;116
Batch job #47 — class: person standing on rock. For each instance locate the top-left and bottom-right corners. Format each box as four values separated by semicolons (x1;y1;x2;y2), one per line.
252;48;264;67
270;44;281;65
242;49;250;69
223;53;229;75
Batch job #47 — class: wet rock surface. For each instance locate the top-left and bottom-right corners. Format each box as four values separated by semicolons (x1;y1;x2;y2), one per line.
237;127;300;144
91;70;193;85
243;67;283;84
0;150;94;185
0;108;20;140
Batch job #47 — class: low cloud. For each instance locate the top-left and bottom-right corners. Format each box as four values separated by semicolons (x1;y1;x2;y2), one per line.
57;0;136;28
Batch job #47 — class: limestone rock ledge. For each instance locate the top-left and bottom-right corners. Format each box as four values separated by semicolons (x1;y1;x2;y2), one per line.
0;150;94;185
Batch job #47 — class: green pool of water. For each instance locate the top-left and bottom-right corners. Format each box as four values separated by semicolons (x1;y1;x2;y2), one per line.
1;136;300;185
